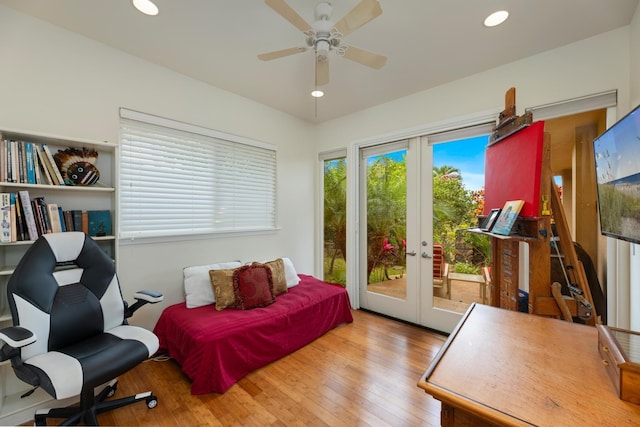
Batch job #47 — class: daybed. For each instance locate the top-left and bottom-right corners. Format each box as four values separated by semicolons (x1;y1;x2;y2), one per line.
153;261;353;395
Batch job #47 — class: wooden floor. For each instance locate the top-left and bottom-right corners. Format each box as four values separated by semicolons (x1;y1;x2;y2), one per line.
28;310;447;426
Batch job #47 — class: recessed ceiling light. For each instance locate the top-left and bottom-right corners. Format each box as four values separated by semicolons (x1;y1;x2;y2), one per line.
311;90;324;98
133;0;159;16
484;10;509;27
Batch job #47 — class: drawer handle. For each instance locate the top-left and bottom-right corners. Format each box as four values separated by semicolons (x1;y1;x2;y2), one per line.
602;346;609;352
602;360;609;366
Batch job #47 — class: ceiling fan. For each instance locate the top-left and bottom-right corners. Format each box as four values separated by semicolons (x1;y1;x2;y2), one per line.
258;0;387;87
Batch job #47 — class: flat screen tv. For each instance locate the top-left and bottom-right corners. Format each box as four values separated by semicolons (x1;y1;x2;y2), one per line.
593;104;640;245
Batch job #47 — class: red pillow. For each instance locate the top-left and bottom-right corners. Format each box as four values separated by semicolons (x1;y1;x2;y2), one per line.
232;265;275;310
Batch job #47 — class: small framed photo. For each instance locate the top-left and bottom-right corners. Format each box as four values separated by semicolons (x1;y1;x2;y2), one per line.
481;208;501;232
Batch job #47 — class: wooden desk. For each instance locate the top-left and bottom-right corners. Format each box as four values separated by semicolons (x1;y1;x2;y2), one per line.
418;304;640;426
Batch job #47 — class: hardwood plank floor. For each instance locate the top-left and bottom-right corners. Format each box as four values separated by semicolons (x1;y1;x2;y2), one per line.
28;310;448;426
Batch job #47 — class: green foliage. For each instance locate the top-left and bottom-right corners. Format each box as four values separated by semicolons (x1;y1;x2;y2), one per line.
433;166;478;263
454;262;481;275
323;253;347;286
323;156;488;286
598;183;640;235
462;231;491;266
366;155;407;283
324;159;347;278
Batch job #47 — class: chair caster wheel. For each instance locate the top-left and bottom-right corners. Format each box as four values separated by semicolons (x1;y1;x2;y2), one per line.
146;395;158;409
106;381;118;398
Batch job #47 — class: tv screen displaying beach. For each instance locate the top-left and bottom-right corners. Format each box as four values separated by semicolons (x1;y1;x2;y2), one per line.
593;105;640;244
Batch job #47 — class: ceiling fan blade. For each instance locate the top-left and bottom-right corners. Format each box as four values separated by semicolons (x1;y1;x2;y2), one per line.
258;47;307;61
316;58;329;86
264;0;312;33
343;46;387;69
334;0;382;37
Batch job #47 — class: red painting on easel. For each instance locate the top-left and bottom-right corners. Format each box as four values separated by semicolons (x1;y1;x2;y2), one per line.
483;120;545;217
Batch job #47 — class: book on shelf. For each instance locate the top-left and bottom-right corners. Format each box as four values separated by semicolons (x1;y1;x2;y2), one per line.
47;204;62;233
58;206;66;232
491;200;525;236
8;140;16;182
17;141;25;183
0;140;5;182
63;210;74;232
31;198;45;236
41;144;65;186
82;211;89;234
18;191;38;241
87;210;111;237
0;190;111;240
1;193;11;243
1;139;70;186
25;142;36;184
71;210;83;232
9;193;17;242
35;147;54;185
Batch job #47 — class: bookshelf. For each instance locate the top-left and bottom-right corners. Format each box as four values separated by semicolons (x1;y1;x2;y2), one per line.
0;127;117;424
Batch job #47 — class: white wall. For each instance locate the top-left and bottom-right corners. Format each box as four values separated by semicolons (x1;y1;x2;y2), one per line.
0;5;318;330
632;2;640;107
315;25;636;326
627;2;640;330
2;3;639;331
316;27;631;148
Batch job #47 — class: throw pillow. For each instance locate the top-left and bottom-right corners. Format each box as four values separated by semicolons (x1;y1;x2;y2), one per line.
233;265;275;310
281;257;301;287
209;268;238;311
253;259;287;296
184;261;241;308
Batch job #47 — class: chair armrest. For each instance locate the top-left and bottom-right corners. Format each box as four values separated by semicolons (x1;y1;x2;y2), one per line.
134;290;163;303
0;326;36;362
124;290;164;319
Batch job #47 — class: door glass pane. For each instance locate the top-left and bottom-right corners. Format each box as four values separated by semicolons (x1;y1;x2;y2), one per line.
365;150;407;299
323;157;347;285
432;135;490;313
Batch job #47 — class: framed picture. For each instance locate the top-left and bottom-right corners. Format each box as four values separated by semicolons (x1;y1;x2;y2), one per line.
481;208;501;232
491;200;525;235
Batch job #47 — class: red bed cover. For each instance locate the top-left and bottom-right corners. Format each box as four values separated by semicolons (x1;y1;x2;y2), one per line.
153;274;353;394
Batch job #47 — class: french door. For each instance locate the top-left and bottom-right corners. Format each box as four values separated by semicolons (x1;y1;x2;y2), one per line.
357;129;491;332
418;135;471;332
358;139;418;323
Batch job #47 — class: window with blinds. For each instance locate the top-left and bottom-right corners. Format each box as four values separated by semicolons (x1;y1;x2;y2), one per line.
119;109;277;240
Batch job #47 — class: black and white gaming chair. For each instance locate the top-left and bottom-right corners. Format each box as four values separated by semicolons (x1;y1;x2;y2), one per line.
0;232;163;426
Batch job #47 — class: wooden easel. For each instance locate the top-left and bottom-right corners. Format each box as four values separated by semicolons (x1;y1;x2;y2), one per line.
548;179;597;324
484;88;597;324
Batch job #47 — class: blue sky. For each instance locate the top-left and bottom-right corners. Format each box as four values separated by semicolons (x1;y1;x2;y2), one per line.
365;134;489;191
433;135;488;191
593;106;640;183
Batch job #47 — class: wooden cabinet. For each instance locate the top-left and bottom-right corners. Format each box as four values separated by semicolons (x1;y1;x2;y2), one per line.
0;127;117;425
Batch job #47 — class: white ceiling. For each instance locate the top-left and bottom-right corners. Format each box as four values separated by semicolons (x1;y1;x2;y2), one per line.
0;0;638;123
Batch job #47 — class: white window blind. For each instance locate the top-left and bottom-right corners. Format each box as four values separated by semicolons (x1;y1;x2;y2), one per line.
119;110;277;240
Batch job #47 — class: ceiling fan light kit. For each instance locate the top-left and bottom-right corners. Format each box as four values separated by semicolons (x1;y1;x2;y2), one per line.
260;0;386;89
132;0;159;16
484;10;509;27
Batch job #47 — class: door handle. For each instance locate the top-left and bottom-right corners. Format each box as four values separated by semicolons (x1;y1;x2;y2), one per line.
422;252;432;259
406;250;416;256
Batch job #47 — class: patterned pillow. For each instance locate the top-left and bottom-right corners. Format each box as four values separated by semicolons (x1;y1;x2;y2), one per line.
253;259;288;296
233;265;275;310
184;261;242;308
209;268;238;311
